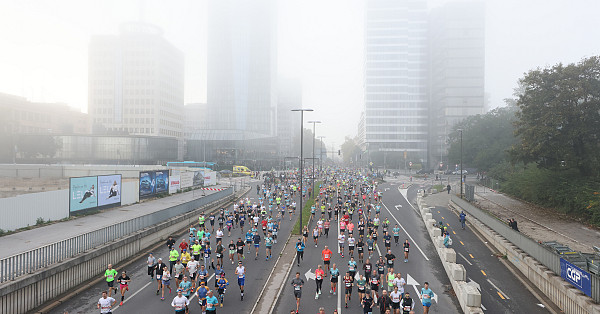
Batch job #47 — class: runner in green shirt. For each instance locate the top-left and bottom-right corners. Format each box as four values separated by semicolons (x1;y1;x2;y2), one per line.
169;248;180;273
104;264;118;297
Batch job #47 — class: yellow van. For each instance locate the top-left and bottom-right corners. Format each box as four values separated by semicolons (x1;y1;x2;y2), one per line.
233;165;252;176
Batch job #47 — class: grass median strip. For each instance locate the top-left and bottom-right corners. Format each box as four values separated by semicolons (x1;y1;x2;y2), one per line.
292;181;322;235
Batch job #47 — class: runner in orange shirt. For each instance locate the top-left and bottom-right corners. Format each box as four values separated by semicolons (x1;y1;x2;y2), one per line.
321;245;333;274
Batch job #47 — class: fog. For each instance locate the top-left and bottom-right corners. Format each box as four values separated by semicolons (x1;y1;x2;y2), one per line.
1;0;600;146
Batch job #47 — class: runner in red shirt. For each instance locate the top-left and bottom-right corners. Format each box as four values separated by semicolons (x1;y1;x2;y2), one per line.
179;239;188;253
322;246;333;274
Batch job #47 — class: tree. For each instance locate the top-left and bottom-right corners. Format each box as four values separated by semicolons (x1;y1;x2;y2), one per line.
447;106;518;172
511;56;600;177
341;136;360;164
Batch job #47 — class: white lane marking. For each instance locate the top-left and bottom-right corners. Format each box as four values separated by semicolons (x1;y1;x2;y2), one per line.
111;280;153;311
305;269;316;281
397;186;420;215
457;252;473;266
395;205;402;210
537;304;545;308
481;304;487;310
188;274;215;302
486;278;510;299
381;202;429;261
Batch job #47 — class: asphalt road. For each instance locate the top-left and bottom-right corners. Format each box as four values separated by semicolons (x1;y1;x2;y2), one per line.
430;204;550;314
274;181;462;314
50;177;305;314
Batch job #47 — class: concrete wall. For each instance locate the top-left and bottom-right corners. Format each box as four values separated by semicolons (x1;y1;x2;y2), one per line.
0;189;243;314
0;164;169;179
0;180;139;231
417;196;483;314
449;199;600;314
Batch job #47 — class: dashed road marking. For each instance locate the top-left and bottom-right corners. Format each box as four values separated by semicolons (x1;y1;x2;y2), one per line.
481;270;487;276
457;252;473;266
460;241;465;246
452;231;456;235
487;279;510;300
469;254;474;259
497;291;506;300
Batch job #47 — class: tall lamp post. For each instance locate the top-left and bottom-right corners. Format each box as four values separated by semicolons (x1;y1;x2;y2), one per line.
307;120;321;199
458;129;463;199
317;136;325;172
292;108;313;231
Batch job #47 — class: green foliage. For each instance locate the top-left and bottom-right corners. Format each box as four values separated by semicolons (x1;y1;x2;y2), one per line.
341;137;360;164
501;165;600;226
35;217;45;225
511;56;600;177
447;106;518;172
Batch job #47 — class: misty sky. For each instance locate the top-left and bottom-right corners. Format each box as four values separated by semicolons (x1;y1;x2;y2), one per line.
1;0;600;149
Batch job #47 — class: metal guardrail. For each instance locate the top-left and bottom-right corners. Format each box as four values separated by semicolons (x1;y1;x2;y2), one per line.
0;188;233;283
451;195;600;302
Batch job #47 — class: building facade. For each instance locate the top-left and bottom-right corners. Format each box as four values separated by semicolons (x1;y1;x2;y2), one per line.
206;0;277;137
0;92;90;135
277;78;302;158
363;0;430;168
88;22;184;138
429;2;485;169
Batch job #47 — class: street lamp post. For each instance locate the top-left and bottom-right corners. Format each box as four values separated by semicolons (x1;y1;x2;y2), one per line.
307;120;321;199
292;108;314;231
458;129;463;199
317;136;325;172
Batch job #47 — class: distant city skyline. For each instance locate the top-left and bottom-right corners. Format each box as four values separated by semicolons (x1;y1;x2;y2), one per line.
1;0;600;147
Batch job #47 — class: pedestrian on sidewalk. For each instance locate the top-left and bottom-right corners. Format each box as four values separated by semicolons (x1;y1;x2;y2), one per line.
459;211;466;230
446;184;451;194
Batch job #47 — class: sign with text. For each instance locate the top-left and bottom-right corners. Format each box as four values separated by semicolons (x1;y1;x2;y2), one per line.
98;174;122;207
155;171;169;194
169;175;180;194
180;171;193;188
69;176;98;212
560;258;592;296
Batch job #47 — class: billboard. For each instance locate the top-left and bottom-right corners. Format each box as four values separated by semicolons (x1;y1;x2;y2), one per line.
180;172;193;189
139;171;156;198
69;176;98;212
155;171;169;193
560;258;592;296
169;175;180;194
193;171;204;187
98;174;122;207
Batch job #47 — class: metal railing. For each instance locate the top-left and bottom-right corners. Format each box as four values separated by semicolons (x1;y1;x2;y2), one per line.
452;195;599;302
0;188;233;283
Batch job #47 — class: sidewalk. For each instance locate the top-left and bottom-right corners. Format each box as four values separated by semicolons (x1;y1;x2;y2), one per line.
420;183;600;253
0;183;232;259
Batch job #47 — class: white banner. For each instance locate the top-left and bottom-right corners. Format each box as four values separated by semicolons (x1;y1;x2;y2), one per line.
168;176;180;194
180;172;193;188
203;171;216;186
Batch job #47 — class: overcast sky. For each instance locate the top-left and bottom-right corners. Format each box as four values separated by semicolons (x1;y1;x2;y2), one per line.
1;0;600;149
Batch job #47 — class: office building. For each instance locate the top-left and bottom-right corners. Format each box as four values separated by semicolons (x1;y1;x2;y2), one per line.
206;0;277;137
277;78;302;158
363;0;430;168
429;2;485;168
88;22;185;138
0;92;90;135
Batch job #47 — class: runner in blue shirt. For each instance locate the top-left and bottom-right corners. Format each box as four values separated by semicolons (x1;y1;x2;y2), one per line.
265;233;274;260
205;290;219;313
421;282;435;314
216;273;229;305
295;238;305;266
245;231;253;253
392;225;401;246
253;232;261;260
195;283;210;313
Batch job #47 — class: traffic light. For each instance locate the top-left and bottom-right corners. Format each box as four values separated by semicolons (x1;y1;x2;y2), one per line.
338;150;341;156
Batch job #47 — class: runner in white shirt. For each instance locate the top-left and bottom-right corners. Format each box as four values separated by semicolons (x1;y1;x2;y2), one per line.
347;235;356;257
97;291;116;314
393;273;406;294
187;258;199;289
338;231;346;258
390;286;402;314
171;289;190;313
317;219;324;236
235;261;246;300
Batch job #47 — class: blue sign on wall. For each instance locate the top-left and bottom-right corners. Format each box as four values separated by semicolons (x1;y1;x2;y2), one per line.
560;258;592;297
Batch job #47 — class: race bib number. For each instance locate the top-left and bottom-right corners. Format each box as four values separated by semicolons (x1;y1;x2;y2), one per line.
295;285;301;291
404;306;411;311
404;248;409;252
156;274;161;280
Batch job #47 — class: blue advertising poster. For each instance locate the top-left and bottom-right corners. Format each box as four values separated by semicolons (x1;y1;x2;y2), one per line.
139;171;156;198
70;176;98;212
155;171;169;193
98;174;122;207
560;258;592;296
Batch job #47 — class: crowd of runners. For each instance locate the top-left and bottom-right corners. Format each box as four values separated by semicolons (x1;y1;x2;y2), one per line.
97;168;435;314
290;170;435;314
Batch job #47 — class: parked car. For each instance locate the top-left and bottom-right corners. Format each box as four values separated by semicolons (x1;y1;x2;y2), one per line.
417;169;433;174
452;170;468;175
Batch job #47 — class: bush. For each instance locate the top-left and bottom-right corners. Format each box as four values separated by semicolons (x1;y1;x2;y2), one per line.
36;217;45;225
501;165;600;226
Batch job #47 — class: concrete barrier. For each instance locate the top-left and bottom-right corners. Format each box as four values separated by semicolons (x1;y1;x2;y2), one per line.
417;196;483;314
449;199;600;314
0;188;247;314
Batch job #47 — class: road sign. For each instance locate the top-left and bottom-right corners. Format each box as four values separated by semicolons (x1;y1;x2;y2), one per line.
409;162;413;167
369;162;373;166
